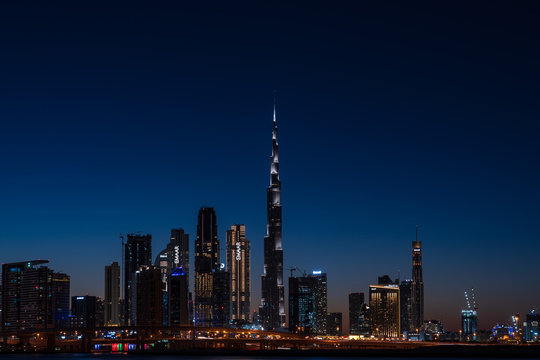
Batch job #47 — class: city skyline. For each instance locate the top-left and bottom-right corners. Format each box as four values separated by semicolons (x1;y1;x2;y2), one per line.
1;1;540;333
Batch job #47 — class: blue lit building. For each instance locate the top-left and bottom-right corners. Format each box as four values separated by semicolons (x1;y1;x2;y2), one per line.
461;309;478;341
524;310;540;342
168;266;189;326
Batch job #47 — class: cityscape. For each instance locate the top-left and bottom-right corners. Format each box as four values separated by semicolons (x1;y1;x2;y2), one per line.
1;0;539;356
0;108;538;354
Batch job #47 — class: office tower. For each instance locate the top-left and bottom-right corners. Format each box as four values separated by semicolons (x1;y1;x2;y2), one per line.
212;269;231;327
133;266;162;326
261;106;285;330
327;312;342;336
96;297;105;327
1;260;54;331
399;279;413;334
71;295;97;328
155;228;190;289
369;277;400;338
168;267;189;326
288;271;327;335
311;271;328;334
195;207;219;326
227;224;250;323
289;275;314;334
524;310;540;342
124;233;152;325
349;293;364;335
104;262;120;326
411;228;424;331
52;272;70;329
461;309;478;341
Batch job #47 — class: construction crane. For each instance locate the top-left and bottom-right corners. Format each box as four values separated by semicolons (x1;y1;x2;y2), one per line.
286;266;298;278
464;288;478;311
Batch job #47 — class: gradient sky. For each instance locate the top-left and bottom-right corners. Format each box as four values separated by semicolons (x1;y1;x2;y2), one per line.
1;1;539;332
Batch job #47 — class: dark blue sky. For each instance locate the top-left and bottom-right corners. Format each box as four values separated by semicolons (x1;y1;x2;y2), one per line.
1;1;539;331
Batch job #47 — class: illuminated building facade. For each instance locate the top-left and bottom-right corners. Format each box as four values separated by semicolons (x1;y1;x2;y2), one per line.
168;266;189;326
195;207;219;326
288;271;327;335
227;224;250;323
52;272;70;329
71;295;96;328
104;262;120;326
369;282;400;338
524;310;540;342
261;107;285;330
461;309;478;341
411;228;424;331
1;260;54;331
124;233;152;325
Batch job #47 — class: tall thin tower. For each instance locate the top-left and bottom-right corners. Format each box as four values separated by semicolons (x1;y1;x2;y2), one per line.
194;207;219;326
411;226;424;331
261;105;285;329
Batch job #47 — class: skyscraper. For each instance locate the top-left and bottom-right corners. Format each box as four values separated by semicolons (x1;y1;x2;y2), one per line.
195;207;219;326
288;271;327;335
212;269;231;327
349;292;364;335
105;262;120;326
168;266;189;326
411;227;424;331
71;295;97;328
154;228;190;325
52;272;70;329
133;266;162;326
124;233;152;325
461;309;478;341
369;279;400;338
399;279;413;334
227;224;250;323
261;106;285;330
1;260;54;331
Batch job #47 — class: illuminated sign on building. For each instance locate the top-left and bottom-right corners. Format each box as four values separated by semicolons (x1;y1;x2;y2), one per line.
236;242;242;261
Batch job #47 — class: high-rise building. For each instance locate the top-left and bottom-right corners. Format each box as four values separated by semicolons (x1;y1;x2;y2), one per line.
52;272;70;329
524;310;540;342
154;228;190;325
71;295;97;328
133;266;162;326
411;228;424;331
168;267;189;326
124;233;152;325
327;312;342;336
399;279;413;334
261;106;285;330
195;207;219;326
212;269;231;327
288;271;327;335
369;278;400;338
227;224;250;323
349;292;364;335
105;262;120;326
461;309;478;341
1;260;54;331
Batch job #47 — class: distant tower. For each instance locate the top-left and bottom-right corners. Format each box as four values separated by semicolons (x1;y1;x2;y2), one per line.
261;104;285;329
227;224;251;323
411;227;424;331
104;262;120;326
194;207;219;326
124;233;152;325
52;272;70;329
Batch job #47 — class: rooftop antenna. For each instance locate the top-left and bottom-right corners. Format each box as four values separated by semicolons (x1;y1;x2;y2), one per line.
273;90;277;122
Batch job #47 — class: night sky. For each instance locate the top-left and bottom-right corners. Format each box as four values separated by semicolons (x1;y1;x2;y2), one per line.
1;1;539;332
